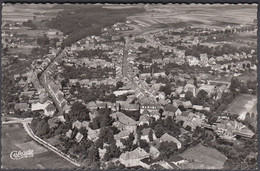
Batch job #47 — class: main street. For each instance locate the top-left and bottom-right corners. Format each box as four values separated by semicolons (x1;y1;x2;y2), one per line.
39;48;69;114
122;31;159;102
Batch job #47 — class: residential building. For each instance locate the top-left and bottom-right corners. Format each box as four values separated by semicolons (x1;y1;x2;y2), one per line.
141;128;157;142
111;112;137;132
119;147;150;169
160;133;182;149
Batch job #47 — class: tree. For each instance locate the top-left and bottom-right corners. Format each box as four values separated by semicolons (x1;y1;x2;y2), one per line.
3;47;8;55
195;89;208;105
54;123;69;135
116;81;124;90
146;77;152;84
103;150;111;161
110;125;120;135
193;77;198;87
208;115;218;125
37;36;50;46
217;103;228;112
193;126;203;137
159;108;164;119
121;137;134;152
22;20;37;29
154;124;164;138
159;141;178;159
31;117;41;131
79;126;88;138
230;77;241;92
185;91;194;101
185;125;192;131
95;138;104;149
71;129;78;139
107;135;116;145
139;139;149;152
129;132;135;142
109;143;121;158
163;117;181;137
99;108;113;127
87;146;99;162
36;118;50;137
138;64;144;72
240;83;248;94
48;117;60;129
159;84;172;96
101;93;116;103
70;102;90;123
75;82;81;90
148;129;154;142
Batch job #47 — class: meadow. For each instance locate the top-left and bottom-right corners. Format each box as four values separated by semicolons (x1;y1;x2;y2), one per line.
1;124;75;169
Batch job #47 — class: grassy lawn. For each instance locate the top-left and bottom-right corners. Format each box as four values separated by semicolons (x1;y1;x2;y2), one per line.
179;143;227;169
1;124;75;169
226;94;257;117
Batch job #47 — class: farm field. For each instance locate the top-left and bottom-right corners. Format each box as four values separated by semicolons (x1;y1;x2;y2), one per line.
124;4;256;35
179;143;227;169
225;94;257;120
2;4;59;25
1;124;75;169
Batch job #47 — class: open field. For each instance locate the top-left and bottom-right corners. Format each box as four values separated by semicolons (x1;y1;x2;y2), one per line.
226;94;257;119
1;124;75;169
3;28;48;37
2;4;59;25
124;4;256;35
179;143;227;169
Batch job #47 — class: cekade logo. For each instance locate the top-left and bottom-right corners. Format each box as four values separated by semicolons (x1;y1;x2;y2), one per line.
10;149;34;160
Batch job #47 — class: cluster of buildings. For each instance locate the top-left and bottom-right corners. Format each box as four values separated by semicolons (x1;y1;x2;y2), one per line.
207;116;255;140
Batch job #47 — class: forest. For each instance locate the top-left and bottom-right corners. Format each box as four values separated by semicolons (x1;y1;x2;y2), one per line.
45;5;145;47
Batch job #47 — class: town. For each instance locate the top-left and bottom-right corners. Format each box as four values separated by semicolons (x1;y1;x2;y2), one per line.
1;3;258;170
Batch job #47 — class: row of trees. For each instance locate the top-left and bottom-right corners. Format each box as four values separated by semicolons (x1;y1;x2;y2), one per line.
230;77;257;95
2;76;20;113
151;117;181;138
77;49;112;62
69;84;117;104
22;20;37;30
184;44;245;58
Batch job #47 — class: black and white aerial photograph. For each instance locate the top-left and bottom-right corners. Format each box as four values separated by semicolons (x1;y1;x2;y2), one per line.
1;2;258;170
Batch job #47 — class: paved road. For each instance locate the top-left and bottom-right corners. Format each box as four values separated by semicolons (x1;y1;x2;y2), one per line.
39;48;69;114
2;118;32;125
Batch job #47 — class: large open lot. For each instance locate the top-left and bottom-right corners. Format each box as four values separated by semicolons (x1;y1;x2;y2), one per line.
179;143;227;169
1;124;75;169
2;4;60;25
225;94;257;119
